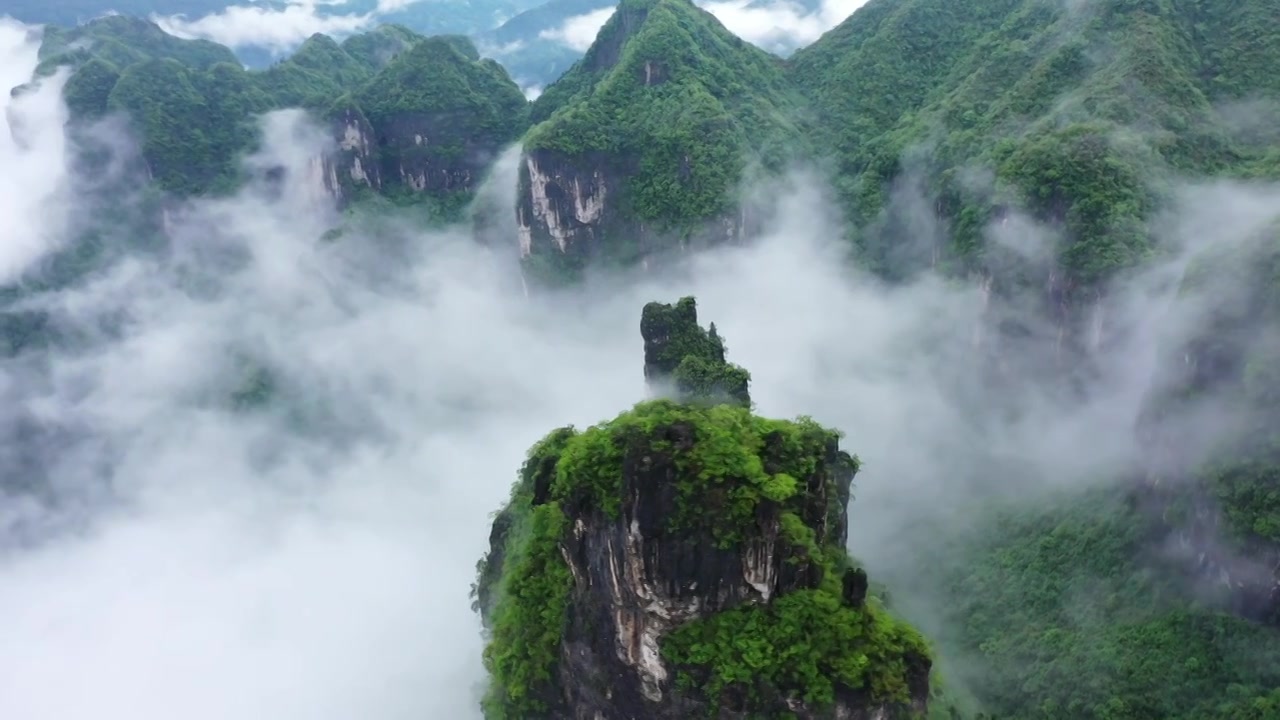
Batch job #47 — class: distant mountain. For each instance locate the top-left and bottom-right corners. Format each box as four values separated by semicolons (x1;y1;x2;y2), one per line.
32;16;528;215
0;0;547;63
8;3;1280;716
514;0;809;282
476;0;616;92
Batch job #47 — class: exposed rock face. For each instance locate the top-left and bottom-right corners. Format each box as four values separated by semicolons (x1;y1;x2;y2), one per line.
513;0;796;283
1131;236;1280;626
320;107;381;203
515;149;751;280
639;296;750;407
516;150;610;259
474;297;931;720
373;110;498;195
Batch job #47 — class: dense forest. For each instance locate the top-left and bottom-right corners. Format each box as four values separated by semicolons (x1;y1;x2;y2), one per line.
6;0;1280;718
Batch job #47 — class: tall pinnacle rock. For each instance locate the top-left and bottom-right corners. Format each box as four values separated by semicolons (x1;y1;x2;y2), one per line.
473;297;931;719
640;296;751;407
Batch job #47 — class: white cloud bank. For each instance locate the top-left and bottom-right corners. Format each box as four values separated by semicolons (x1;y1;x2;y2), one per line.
536;0;870;56
699;0;871;51
3;13;1280;720
537;6;616;52
0;19;70;284
153;0;425;55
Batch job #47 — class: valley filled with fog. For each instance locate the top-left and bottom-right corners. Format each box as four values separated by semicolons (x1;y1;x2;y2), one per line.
4;4;1280;717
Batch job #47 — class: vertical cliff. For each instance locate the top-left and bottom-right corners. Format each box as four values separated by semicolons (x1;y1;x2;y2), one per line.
473;297;931;719
320;103;382;203
1133;226;1280;626
515;0;807;284
35;20;528;217
354;35;529;212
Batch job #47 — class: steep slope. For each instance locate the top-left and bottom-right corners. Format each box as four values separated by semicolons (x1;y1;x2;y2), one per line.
36;14;238;74
31;19;529;216
477;0;615;90
782;2;1280;717
791;0;1280;284
514;0;809;284
473;297;932;718
353;35;529;211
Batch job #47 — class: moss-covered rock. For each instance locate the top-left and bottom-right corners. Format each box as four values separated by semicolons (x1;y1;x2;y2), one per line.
36;18;527;216
641;296;750;407
514;0;809;282
474;297;931;719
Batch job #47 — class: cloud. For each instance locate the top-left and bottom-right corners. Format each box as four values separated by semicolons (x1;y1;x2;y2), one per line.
532;0;868;61
153;0;374;54
698;0;871;53
4;16;1280;720
373;0;427;12
0;20;71;284
538;6;615;52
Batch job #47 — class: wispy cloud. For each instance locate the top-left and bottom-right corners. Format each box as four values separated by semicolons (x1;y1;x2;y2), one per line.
0;19;71;283
153;0;375;55
698;0;871;53
532;0;868;61
538;6;615;52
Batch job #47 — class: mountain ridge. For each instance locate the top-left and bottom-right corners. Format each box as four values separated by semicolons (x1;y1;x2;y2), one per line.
6;1;1280;717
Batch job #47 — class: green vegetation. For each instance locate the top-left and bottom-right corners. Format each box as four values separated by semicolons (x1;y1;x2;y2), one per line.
641;296;751;406
19;2;1280;717
354;35;528;206
789;0;1280;280
479;399;929;717
663;513;929;714
38;18;527;214
554;400;853;546
476;300;930;718
937;486;1280;720
523;0;808;240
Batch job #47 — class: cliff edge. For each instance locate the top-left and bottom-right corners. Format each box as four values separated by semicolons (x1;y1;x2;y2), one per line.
473;297;932;719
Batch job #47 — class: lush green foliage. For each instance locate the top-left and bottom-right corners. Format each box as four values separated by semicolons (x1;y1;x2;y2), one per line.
480;501;573;718
937;487;1280;719
354;35;529;189
474;343;921;718
641;296;752;405
663;508;929;714
551;399;852;547
664;585;929;713
524;0;808;235
40;18;527;210
789;0;1280;280
475;428;578;718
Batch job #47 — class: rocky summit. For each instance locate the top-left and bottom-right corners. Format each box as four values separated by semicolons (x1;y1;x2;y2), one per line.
473;297;930;719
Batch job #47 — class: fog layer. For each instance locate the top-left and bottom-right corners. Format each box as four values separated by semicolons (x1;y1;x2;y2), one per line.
2;17;1279;720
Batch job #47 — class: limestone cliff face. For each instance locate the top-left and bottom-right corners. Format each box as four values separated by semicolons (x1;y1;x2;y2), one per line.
320;107;381;203
513;0;799;282
516;148;751;279
374;110;501;195
548;424;927;720
474;297;932;720
516;150;610;259
1130;238;1280;626
318;103;516;209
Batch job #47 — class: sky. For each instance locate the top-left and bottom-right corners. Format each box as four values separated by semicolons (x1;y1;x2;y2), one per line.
3;10;1280;720
150;0;873;57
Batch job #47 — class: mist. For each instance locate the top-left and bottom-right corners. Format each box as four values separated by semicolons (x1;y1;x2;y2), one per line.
3;15;1280;720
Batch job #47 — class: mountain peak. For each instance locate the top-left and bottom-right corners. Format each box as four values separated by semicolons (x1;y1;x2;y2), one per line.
515;0;805;282
473;298;931;718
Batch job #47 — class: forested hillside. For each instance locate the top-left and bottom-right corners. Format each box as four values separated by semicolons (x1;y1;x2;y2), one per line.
32;16;529;211
7;1;1280;718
